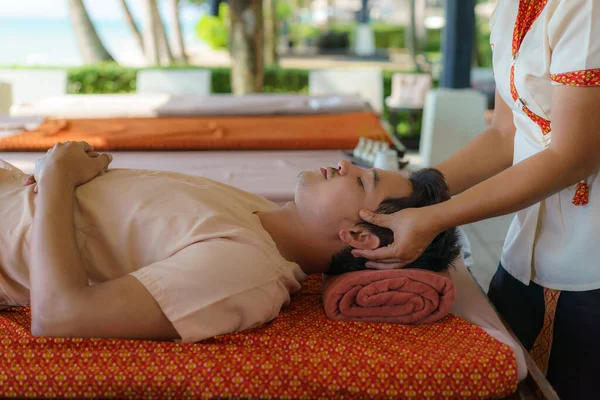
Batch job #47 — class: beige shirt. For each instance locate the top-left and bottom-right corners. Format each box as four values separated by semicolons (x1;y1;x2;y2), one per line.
491;0;600;290
0;161;306;342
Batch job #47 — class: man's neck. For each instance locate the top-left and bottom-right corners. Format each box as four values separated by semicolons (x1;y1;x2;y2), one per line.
256;203;339;274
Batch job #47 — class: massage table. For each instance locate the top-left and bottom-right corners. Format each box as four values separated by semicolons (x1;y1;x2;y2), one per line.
0;260;555;399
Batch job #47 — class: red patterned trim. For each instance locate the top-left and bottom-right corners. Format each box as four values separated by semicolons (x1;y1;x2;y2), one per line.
572;181;589;206
510;65;519;101
529;288;561;375
551;69;600;86
511;0;549;56
510;0;552;136
523;106;552;135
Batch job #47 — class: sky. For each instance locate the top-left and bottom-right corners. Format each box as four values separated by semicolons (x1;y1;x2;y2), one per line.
0;0;204;23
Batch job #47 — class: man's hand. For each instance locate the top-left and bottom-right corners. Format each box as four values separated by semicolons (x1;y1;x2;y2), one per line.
24;141;112;192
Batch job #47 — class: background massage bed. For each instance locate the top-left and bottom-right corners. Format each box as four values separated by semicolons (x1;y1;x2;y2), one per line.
0;94;556;398
0;93;404;205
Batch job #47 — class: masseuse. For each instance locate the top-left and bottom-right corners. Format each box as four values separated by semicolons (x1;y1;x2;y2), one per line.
351;2;600;399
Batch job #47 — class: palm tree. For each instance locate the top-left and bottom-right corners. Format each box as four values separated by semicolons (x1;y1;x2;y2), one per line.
168;0;188;63
142;0;160;65
153;3;175;65
67;0;114;63
229;0;264;94
263;0;278;66
118;0;144;54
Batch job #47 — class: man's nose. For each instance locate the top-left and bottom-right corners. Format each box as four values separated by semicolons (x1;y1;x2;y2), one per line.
337;159;357;176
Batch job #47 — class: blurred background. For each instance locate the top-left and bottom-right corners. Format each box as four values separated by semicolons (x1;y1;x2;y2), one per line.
0;0;497;145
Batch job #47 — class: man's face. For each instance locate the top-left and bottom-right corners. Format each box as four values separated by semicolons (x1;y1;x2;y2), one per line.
295;160;413;234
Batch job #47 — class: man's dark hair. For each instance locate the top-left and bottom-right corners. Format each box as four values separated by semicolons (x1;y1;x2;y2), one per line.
327;168;461;275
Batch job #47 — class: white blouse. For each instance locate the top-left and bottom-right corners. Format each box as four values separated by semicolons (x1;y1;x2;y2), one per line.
490;0;600;290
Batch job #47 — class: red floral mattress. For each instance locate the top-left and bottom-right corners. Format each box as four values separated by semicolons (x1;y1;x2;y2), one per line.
0;275;517;399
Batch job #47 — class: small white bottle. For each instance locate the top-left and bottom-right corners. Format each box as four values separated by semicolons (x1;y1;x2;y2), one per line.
358;139;374;161
367;141;381;164
353;137;366;159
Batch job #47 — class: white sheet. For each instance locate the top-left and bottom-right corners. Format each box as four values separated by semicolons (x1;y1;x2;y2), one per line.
9;93;369;119
450;261;527;381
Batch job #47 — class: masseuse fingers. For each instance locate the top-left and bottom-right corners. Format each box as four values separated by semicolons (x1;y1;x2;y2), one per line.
365;261;406;270
351;245;399;261
358;209;393;228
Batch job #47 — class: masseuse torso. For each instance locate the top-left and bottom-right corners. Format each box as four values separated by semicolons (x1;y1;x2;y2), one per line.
491;1;600;290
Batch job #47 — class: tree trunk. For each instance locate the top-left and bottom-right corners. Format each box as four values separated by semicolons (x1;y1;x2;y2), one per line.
67;0;114;63
142;0;160;65
405;0;421;71
118;0;144;54
229;0;264;94
168;0;188;63
263;0;278;66
153;3;175;65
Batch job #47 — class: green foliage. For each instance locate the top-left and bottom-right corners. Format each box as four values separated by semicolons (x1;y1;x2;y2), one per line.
288;22;443;52
195;3;229;50
68;63;137;94
288;23;321;44
64;65;313;95
476;18;493;67
275;1;294;21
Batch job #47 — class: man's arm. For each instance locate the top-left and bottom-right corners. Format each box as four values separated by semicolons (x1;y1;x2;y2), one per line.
30;145;178;340
434;90;517;196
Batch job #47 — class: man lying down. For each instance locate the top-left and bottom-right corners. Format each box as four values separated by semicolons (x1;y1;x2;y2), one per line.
0;142;460;342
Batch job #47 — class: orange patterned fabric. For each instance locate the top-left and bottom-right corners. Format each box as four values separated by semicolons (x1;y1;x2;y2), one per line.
551;69;600;86
522;104;552;135
529;288;561;375
510;0;552;137
511;0;548;55
572;181;589;206
0;275;518;399
0;112;389;151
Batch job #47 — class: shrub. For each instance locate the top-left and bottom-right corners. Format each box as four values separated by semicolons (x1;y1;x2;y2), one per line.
68;63;137;94
195;3;229;50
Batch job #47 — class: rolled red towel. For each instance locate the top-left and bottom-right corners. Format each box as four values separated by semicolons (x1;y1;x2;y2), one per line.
322;269;456;325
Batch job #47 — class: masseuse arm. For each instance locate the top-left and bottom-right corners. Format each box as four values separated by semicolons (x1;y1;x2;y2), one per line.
30;143;179;340
434;90;517;196
354;85;600;267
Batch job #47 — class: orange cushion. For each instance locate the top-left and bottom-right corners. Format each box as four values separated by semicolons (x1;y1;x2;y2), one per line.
0;275;517;399
0;112;389;151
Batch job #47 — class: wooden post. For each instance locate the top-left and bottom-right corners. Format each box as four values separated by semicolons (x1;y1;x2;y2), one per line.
440;0;475;89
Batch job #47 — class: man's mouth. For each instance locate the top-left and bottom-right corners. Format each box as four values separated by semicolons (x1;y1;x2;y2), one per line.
320;167;328;179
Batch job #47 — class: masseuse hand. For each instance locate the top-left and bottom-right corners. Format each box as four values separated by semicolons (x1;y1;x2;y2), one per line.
24;141;112;192
351;207;442;269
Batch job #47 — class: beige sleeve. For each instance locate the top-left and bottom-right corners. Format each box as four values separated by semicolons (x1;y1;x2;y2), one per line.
129;239;291;343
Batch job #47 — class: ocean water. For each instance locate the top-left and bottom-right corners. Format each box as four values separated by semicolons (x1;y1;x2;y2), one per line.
0;17;207;66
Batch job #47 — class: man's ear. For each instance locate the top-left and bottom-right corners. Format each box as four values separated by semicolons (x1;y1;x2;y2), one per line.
339;227;381;250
